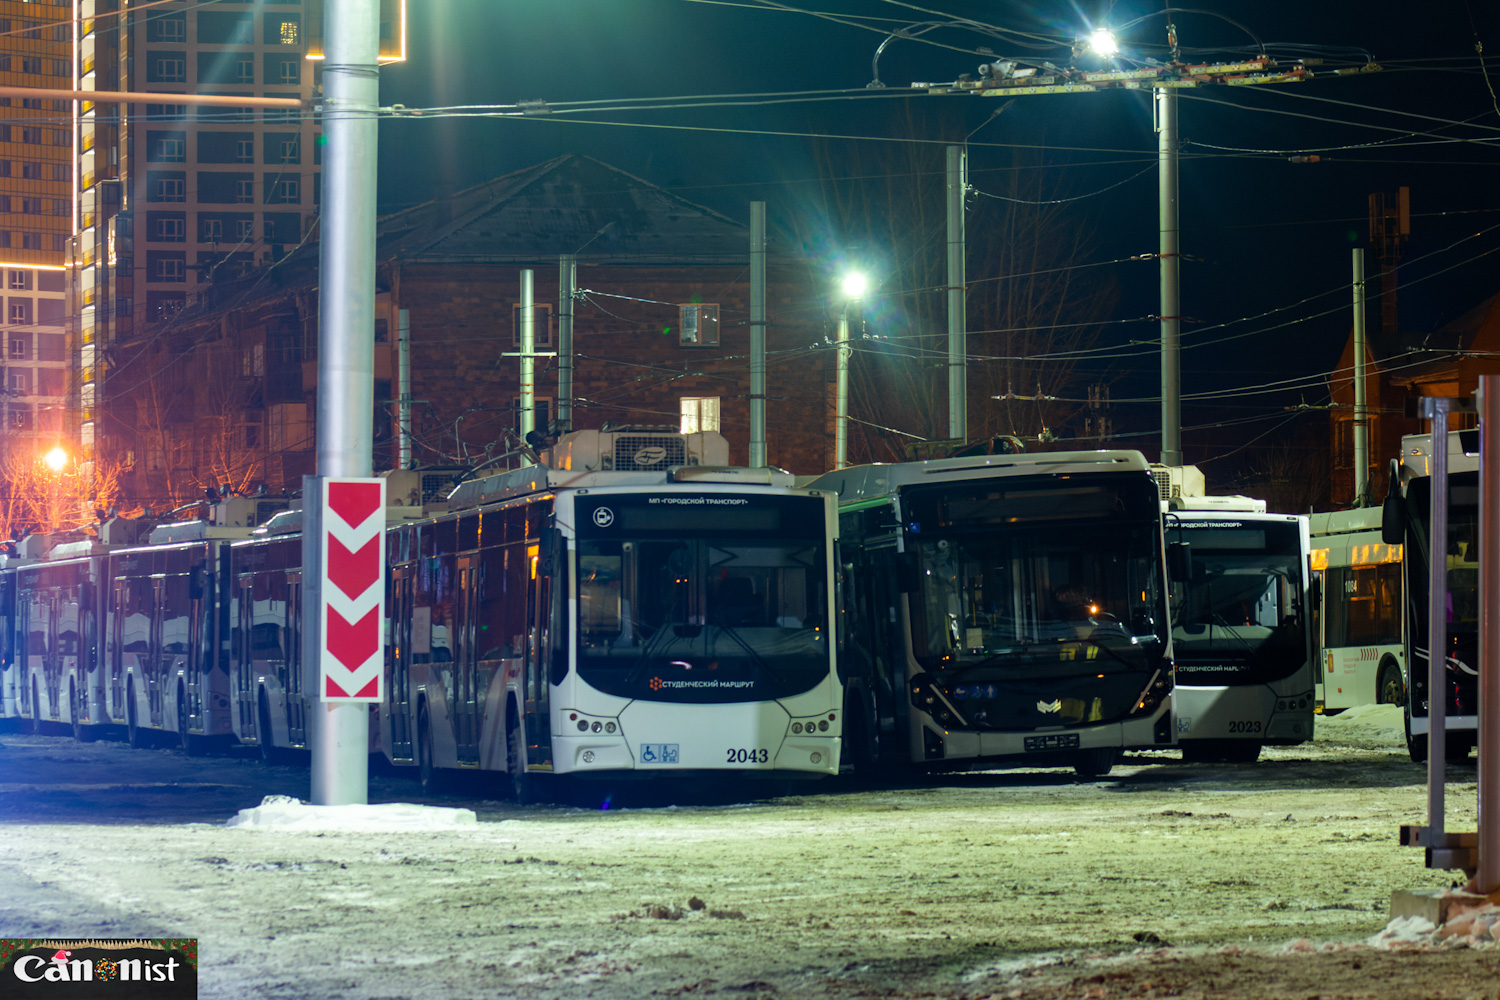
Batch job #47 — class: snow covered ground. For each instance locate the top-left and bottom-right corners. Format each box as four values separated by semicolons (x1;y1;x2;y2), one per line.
1;706;1495;999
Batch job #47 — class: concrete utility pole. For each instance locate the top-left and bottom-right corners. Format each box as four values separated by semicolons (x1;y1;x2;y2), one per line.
310;0;380;806
1157;84;1182;467
1352;249;1368;504
520;269;536;461
946;146;967;443
749;202;767;468
397;309;412;470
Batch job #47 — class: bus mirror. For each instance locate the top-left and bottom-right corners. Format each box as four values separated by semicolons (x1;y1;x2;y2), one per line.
1166;541;1190;583
1381;495;1404;546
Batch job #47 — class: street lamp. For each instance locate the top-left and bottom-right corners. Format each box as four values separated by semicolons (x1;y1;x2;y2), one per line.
835;271;868;470
43;446;68;473
1086;28;1119;57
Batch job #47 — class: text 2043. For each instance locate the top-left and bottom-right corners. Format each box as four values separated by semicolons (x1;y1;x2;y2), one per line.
726;748;769;763
1227;720;1263;734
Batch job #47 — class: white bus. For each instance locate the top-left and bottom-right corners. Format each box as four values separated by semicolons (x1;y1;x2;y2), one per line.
810;450;1175;779
228;429;841;800
1306;506;1406;717
1165;498;1315;762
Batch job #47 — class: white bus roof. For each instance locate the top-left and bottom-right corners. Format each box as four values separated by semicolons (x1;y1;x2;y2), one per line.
805;450;1151;502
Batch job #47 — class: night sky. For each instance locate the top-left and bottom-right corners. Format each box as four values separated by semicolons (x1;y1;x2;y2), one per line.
372;1;1500;472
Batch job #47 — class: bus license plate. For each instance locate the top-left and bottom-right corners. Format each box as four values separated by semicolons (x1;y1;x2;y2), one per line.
1024;734;1080;752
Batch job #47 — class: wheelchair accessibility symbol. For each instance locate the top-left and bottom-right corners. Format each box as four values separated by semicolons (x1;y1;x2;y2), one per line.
592;507;614;527
640;743;679;764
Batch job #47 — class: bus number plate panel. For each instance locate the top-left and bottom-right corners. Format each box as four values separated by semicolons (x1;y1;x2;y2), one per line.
1024;733;1080;752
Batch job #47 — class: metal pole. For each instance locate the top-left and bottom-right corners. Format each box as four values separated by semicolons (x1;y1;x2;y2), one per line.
1157;86;1182;467
558;255;575;433
310;0;379;806
946;145;967;443
397;308;411;470
1428;397;1451;856
749;202;767;468
1352;249;1368;505
520;269;535;463
1479;376;1500;891
835;309;849;469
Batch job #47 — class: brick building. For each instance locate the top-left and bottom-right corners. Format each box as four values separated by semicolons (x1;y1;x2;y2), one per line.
103;155;835;507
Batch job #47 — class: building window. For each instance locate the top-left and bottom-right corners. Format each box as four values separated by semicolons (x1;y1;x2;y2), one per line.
44;235;64;252
152;173;186;202
8;299;31;324
19;233;39;250
278;19;299;44
513;397;552;435
149;252;186;282
265;177;299;204
20;56;41;75
679;303;720;347
9;336;28;359
149;133;185;161
48;164;67;181
8;372;29;396
9;270;30;290
19;198;40;215
236;139;254;163
235;179;254;204
19;127;41;145
156;216;185;242
680;397;721;434
50;129;70;148
268;56;300;85
202;218;223;243
235;57;254;84
148;55;184;83
281;139;299;162
8;404;30;429
50;60;68;77
146;103;187;122
148;14;185;42
511;303;554;349
50;200;67;217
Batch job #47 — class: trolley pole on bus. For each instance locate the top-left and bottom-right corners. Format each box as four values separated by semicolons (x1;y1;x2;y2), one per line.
309;0;380;807
1479;376;1500;892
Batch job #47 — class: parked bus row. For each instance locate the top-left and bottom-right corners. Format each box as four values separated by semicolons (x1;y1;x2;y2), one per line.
0;430;1331;798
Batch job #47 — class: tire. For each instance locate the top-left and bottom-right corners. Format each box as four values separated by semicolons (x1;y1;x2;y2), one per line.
71;681;96;743
258;693;287;765
1378;663;1405;706
1444;732;1473;762
508;710;541;804
1073;747;1117;778
1404;699;1428;764
177;686;206;756
127;679;151;749
417;704;446;795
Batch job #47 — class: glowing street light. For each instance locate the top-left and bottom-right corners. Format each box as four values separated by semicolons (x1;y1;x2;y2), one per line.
835;271;868;470
43;446;68;473
1087;28;1119;57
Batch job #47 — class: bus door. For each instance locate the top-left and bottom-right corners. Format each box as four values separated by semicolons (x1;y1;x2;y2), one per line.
147;576;168;727
184;561;208;729
286;571;305;745
454;556;480;765
522;541;553;766
43;589;65;722
234;576;257;739
387;565;414;760
108;579;125;721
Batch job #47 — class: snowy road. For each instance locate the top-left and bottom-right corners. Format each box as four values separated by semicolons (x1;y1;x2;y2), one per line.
0;707;1492;999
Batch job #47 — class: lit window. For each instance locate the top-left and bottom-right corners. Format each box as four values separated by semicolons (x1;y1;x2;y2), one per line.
680;397;721;434
279;21;299;44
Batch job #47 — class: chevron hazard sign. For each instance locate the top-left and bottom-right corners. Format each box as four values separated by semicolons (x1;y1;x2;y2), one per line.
320;477;385;702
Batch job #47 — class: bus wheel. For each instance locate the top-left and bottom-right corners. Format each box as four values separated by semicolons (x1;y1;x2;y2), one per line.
1444;732;1473;762
28;679;42;735
508;715;541;805
1404;700;1428;764
1378;664;1405;706
417;704;446;795
1073;747;1117;778
126;680;151;749
258;692;287;765
70;682;95;743
177;687;206;757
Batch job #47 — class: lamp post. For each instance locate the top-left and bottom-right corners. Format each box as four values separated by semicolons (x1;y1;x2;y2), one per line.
835;271;868;470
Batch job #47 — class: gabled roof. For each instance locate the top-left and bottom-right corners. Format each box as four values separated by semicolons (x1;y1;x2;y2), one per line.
376;154;753;266
1384;291;1500;388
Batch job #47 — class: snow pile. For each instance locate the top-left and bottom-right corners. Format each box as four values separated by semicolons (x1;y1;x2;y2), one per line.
226;795;479;831
1316;703;1404;749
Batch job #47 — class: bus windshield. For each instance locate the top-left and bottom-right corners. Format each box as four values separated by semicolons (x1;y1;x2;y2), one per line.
902;476;1167;673
575;532;829;703
1169;519;1307;683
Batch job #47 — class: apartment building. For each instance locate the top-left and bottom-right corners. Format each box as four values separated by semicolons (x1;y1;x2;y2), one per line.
75;0;318;469
0;0;72;457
